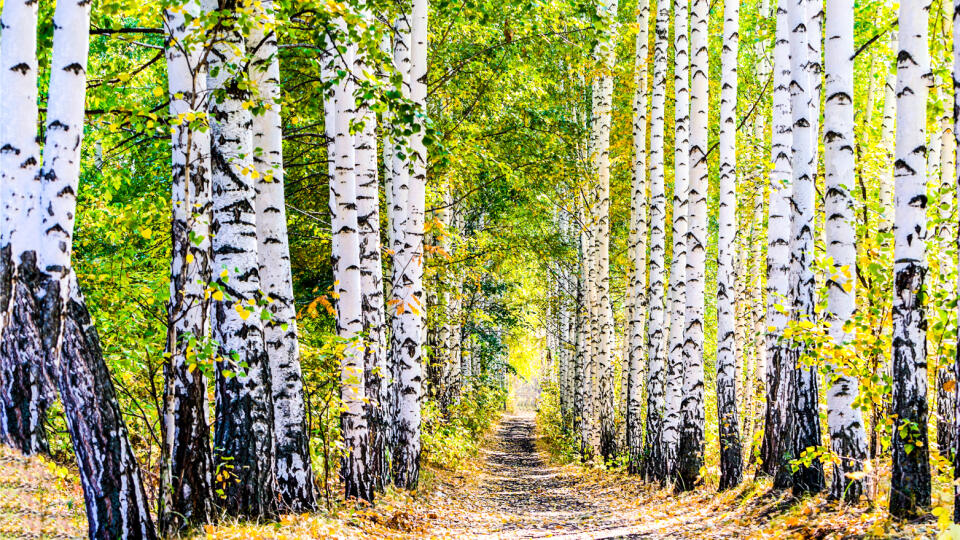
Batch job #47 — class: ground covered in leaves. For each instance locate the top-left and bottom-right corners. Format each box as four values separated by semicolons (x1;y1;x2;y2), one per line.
0;413;950;538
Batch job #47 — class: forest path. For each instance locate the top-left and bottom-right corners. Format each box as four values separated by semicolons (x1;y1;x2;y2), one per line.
421;411;721;539
460;411;650;538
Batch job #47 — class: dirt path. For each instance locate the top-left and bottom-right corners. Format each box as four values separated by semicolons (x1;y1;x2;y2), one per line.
461;412;647;538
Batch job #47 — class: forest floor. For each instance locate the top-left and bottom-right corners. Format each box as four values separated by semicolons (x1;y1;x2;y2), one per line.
0;413;949;539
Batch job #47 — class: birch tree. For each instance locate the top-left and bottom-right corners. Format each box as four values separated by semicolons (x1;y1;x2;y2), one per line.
34;1;157;535
759;0;794;484
677;0;709;491
355;21;389;491
642;0;670;482
716;0;743;491
393;0;429;488
626;0;651;475
593;0;619;460
0;0;46;456
250;2;316;510
889;0;932;519
661;0;690;482
327;34;374;501
786;0;823;495
822;0;867;502
159;1;213;531
206;0;277;516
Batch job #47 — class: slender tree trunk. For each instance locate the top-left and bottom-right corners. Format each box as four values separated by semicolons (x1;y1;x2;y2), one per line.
889;0;932;519
249;3;316;511
823;0;867;502
159;4;214;532
661;0;690;484
642;0;670;483
936;83;957;459
328;35;374;502
759;0;794;483
786;0;824;495
393;0;429;489
593;0;619;461
355;46;389;492
207;0;277;517
626;0;651;475
36;2;157;536
716;0;743;491
677;0;708;491
0;0;47;456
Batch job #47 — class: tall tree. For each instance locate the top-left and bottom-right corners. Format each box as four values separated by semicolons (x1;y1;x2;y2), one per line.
786;0;823;495
889;0;932;519
677;0;709;491
626;0;651;475
716;0;743;491
822;0;867;502
35;0;157;535
0;0;47;456
393;0;429;488
355;13;389;492
250;1;316;511
642;0;670;483
661;0;690;483
206;0;277;517
328;32;374;501
759;0;794;484
593;0;619;460
158;1;214;532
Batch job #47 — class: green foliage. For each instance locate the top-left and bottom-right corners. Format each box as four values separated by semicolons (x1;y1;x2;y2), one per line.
422;385;507;469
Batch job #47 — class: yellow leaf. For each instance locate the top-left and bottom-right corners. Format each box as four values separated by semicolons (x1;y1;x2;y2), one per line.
213;290;224;301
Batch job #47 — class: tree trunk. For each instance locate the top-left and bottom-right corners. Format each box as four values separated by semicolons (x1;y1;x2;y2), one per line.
759;0;794;484
626;0;651;475
37;1;157;535
823;0;868;502
889;0;932;519
661;0;690;484
159;4;214;532
716;0;743;491
250;3;316;511
642;0;669;483
786;0;824;495
0;0;47;456
592;0;619;461
328;34;374;501
355;29;389;494
207;0;277;517
677;0;709;492
393;0;429;489
953;0;960;522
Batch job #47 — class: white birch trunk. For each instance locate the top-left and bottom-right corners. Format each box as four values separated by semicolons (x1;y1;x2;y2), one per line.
593;0;619;460
661;0;690;482
626;0;651;475
0;0;46;457
393;0;429;488
35;1;156;535
716;0;743;491
759;0;795;484
249;3;316;510
823;0;867;501
159;3;214;532
643;0;670;482
206;0;277;515
677;0;709;490
328;37;373;501
889;0;932;518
